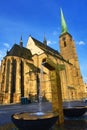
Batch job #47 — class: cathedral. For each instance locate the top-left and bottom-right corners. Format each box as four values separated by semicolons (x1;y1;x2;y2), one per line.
0;10;86;104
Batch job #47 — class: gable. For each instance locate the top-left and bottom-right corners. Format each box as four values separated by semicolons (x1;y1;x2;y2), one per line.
26;37;44;55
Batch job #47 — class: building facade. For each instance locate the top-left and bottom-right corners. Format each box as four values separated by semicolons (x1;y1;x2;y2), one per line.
0;10;85;104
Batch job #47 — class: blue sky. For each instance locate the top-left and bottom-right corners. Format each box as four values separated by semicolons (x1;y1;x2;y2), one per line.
0;0;87;83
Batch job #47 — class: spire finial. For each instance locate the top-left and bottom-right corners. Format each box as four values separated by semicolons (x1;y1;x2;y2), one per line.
60;8;68;34
20;36;23;47
43;34;47;45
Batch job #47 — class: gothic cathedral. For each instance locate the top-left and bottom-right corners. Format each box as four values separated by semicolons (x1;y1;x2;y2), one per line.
0;10;85;104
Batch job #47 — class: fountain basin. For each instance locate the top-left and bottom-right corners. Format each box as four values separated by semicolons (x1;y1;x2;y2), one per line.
11;112;58;130
63;106;87;117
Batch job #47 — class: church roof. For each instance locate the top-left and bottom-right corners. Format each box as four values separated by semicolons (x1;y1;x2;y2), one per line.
31;36;65;61
6;44;32;60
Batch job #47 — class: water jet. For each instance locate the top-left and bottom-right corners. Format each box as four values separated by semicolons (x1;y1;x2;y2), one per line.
11;63;59;130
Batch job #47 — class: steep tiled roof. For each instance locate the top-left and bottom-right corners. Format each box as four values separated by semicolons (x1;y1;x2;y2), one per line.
31;37;64;60
6;44;32;60
31;36;72;64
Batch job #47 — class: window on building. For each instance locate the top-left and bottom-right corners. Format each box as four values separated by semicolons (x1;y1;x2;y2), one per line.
62;37;66;47
64;41;66;47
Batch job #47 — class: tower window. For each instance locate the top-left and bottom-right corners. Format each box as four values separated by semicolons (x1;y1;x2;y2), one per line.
64;41;66;47
62;37;66;47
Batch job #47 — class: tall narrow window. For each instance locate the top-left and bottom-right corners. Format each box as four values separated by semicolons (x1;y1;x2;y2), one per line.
64;41;66;47
20;60;24;97
12;59;16;93
62;37;66;47
5;60;10;92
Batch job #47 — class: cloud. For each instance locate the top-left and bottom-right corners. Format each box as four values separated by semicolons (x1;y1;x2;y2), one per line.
47;40;51;45
0;48;7;65
4;43;10;48
0;51;2;58
0;50;6;58
77;41;86;45
0;42;11;65
47;40;57;46
0;50;3;58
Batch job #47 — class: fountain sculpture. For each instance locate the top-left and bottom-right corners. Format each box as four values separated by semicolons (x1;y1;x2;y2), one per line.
63;106;87;117
11;111;58;130
11;62;59;130
63;86;87;117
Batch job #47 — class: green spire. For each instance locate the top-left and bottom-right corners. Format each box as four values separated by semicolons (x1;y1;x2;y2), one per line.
60;8;68;34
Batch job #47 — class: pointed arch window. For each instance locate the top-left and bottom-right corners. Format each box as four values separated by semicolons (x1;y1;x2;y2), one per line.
12;59;16;93
5;59;10;92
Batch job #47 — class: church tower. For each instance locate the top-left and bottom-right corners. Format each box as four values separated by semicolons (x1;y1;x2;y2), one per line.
59;9;85;99
59;9;78;66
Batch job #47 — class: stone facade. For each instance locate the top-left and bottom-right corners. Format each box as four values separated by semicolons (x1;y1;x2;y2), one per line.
0;9;86;105
0;33;85;104
59;33;85;100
